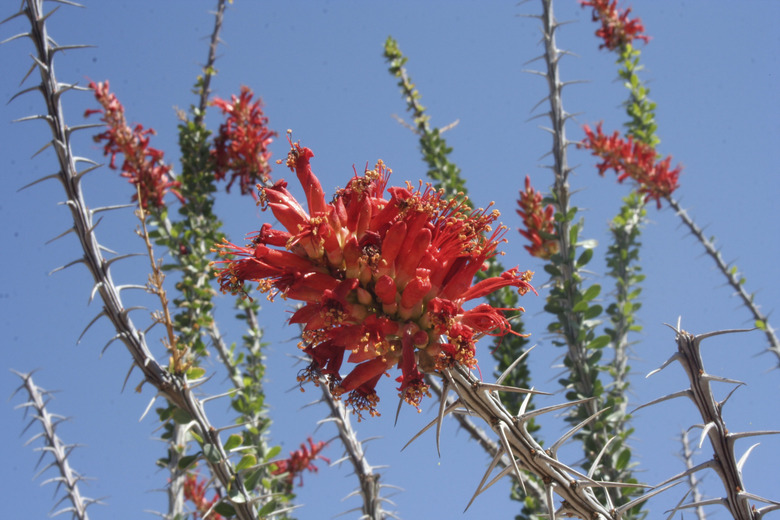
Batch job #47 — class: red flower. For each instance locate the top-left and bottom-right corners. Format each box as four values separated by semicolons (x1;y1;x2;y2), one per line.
85;80;183;210
516;176;559;259
271;437;330;487
211;86;276;197
580;0;649;51
214;138;535;419
579;123;681;208
183;472;223;520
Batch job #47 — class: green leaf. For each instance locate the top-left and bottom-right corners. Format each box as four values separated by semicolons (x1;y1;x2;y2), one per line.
755;320;766;331
236;454;257;472
584;304;603;320
588;335;611;350
203;443;221;464
581;284;601;302
177;453;200;470
265;445;282;461
576;248;593;268
213;502;237;517
616;448;632;470
171;408;192;424
228;487;247;503
244;468;264;491
186;366;206;380
258;501;278;516
571;299;587;313
224;434;243;451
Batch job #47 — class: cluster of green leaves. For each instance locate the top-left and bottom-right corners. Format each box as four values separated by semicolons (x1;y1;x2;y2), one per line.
618;44;659;147
142;75;292;515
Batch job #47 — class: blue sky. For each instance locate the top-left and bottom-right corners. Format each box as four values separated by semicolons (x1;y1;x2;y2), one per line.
2;2;779;519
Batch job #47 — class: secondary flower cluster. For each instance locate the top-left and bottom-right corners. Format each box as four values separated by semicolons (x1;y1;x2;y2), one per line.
211;86;276;198
580;0;649;51
85;81;183;210
517;176;558;259
579;123;681;207
271;437;330;487
183;472;223;520
214;139;534;418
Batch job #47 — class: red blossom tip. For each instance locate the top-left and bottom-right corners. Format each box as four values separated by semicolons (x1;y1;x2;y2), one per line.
579;123;681;208
517;176;559;259
211;86;277;198
85;80;182;210
580;0;650;51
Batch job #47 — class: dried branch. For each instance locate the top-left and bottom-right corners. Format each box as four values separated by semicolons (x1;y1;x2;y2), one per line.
11;370;102;520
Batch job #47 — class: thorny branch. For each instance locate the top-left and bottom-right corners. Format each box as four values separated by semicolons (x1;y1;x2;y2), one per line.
10;1;261;517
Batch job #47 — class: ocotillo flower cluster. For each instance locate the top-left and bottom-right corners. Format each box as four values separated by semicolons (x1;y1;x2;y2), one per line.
214;138;534;419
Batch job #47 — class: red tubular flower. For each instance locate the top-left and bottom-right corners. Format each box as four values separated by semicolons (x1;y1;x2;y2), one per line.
214;138;535;419
84;80;183;210
211;86;276;197
579;123;681;208
580;0;649;51
516;176;559;259
272;437;330;487
183;473;223;520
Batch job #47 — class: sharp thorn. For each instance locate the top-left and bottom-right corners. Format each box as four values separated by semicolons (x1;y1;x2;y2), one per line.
477;382;552;396
719;382;745;409
92;203;135;214
496;422;526;495
7;84;42;105
17;172;60;192
49;257;86;275
495;344;537;385
517;388;534;417
77;310;106;343
100;333;123;357
653;459;715;489
615;481;681;518
435;379;451;457
44;227;74;245
587;436;617;479
75;162;102;180
393;394;403;427
0;10;26;27
121;362;136;393
728;429;780;441
401;399;461;451
646;352;683;378
694;421;716;449
736;442;760;473
139;394;158;422
104;252;145;268
664;488;693;520
522;397;596;420
549;407;609;459
630;389;694;415
738;491;780;506
700;373;745;385
464;448;505;512
695;327;755;342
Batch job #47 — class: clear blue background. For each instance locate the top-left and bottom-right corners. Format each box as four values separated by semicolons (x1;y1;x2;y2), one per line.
2;2;778;519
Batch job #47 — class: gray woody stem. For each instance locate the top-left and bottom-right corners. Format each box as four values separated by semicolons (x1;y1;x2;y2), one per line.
11;1;259;517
